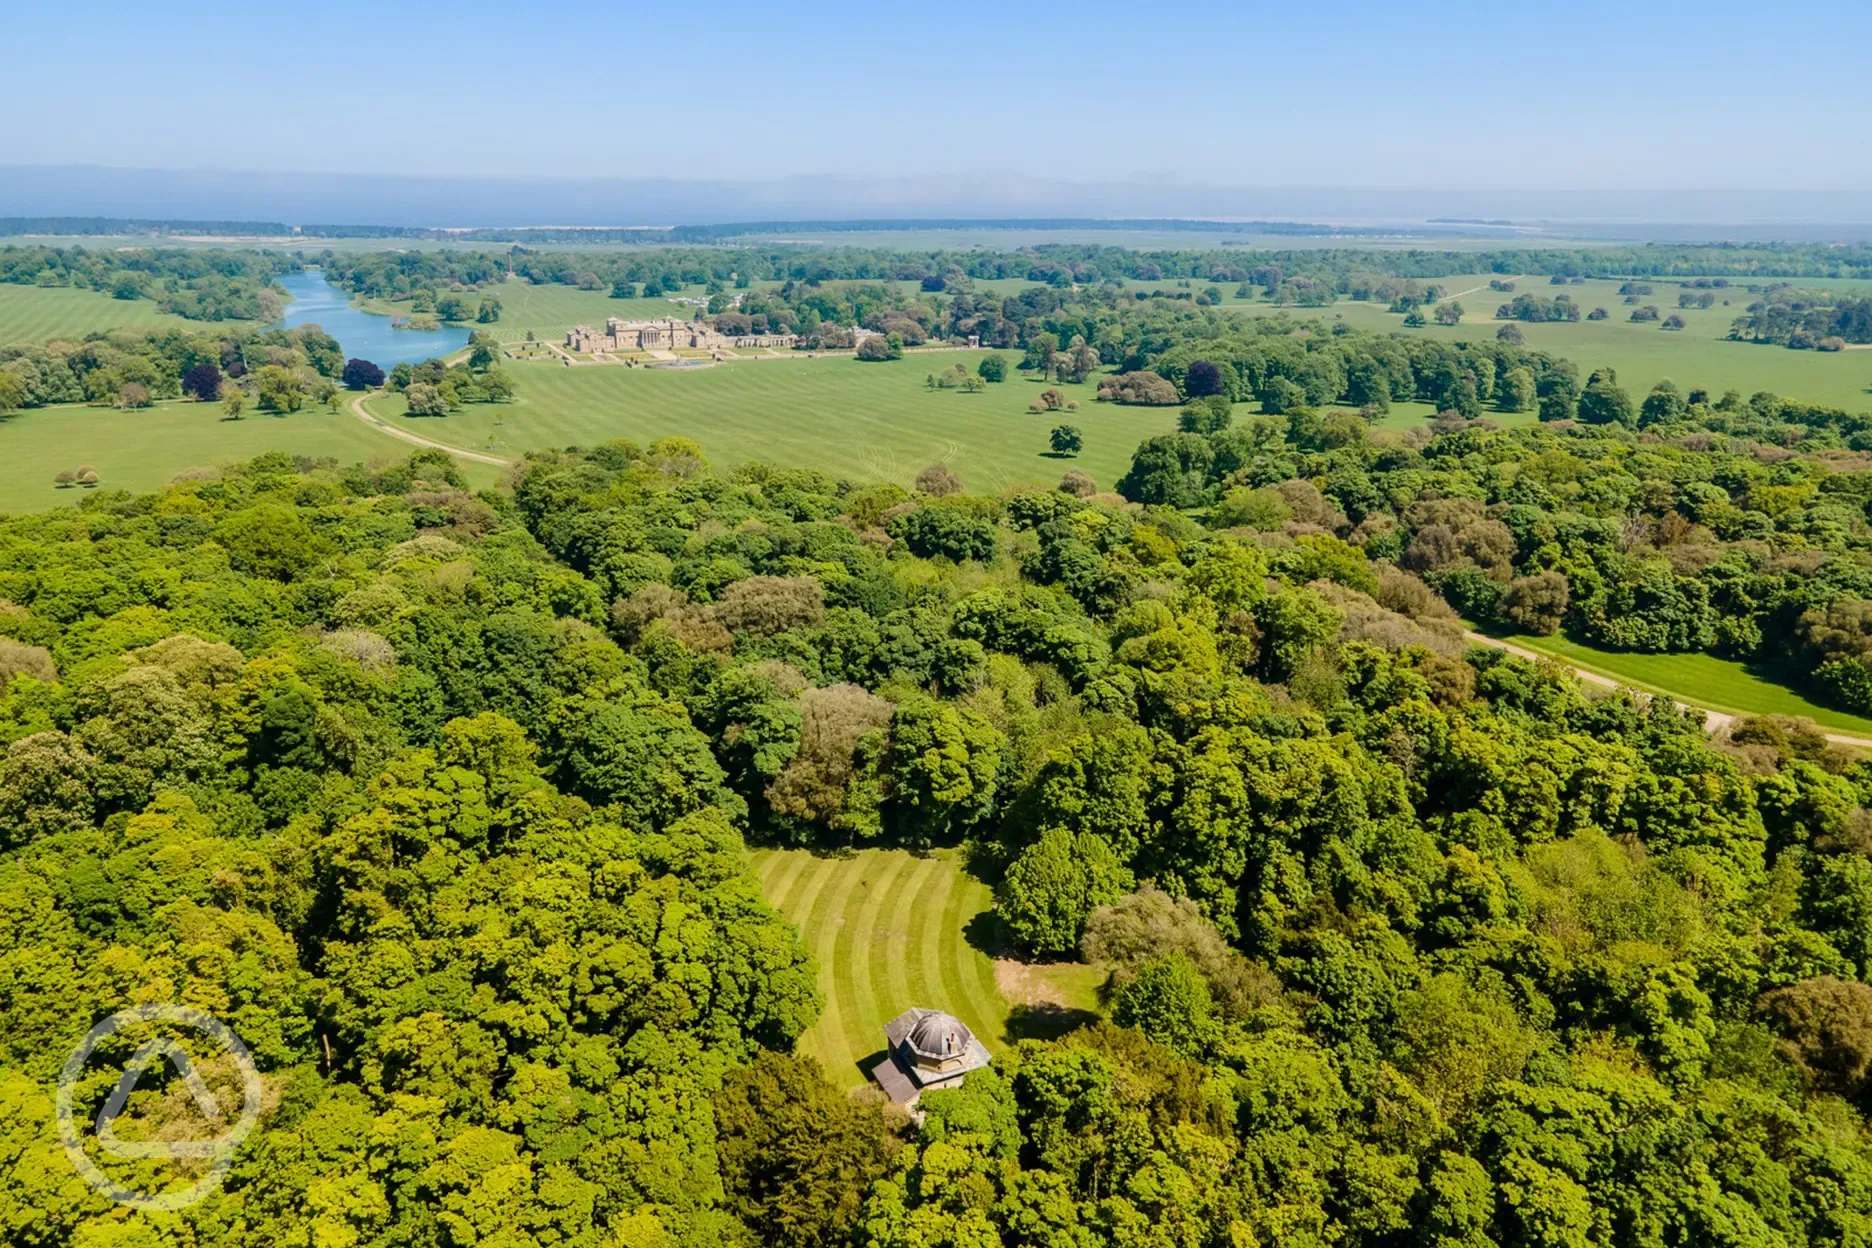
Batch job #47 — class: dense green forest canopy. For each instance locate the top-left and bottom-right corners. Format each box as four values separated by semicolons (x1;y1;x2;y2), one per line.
0;246;295;322
5;414;1872;1245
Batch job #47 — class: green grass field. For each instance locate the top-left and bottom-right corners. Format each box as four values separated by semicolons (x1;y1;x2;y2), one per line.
365;351;1158;493
0;399;500;513
0;283;252;345
750;846;1102;1088
1488;630;1872;734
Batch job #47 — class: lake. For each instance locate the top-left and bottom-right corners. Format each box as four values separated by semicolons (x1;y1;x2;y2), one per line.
274;269;470;367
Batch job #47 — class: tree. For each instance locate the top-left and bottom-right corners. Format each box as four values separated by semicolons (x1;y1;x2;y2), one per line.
1049;425;1083;456
1096;371;1179;405
714;1052;896;1248
914;463;963;496
1499;366;1537;412
1639;379;1687;426
855;336;894;361
1112;952;1214;1056
1117;433;1214;507
1501;571;1570;634
1058;468;1096;497
611;279;638;299
1185;359;1224;397
255;364;306;413
883;697;1004;843
978;354;1007;383
1496;323;1525;345
0;731;95;847
1403;308;1428;327
118;381;150;409
221;384;246;420
343;358;386;390
468;333;501;371
1178;394;1233;434
1434;301;1464;325
0;369;23;415
182;361;223;401
1057;335;1099;384
404;382;448;416
52;469;74;488
476;297;502;323
889;506;996;561
1759;977;1872;1096
996;828;1133;955
1576;366;1636;426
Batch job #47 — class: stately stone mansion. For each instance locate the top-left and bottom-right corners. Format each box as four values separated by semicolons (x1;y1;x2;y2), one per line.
565;317;797;353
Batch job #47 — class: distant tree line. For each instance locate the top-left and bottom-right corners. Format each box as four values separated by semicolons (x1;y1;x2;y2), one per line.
1729;285;1872;347
0;245;294;321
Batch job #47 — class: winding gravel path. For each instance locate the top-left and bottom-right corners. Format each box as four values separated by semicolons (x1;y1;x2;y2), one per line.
347;389;515;468
1462;631;1872;748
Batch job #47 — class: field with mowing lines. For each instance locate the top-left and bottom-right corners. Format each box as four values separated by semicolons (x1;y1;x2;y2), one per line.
0;283;251;344
1488;630;1872;734
364;351;1163;493
750;847;1101;1089
0;400;500;513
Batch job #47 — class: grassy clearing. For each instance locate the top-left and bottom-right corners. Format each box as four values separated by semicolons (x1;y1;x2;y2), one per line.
750;846;1101;1089
364;352;1160;494
0;400;498;513
0;284;250;345
1488;630;1872;734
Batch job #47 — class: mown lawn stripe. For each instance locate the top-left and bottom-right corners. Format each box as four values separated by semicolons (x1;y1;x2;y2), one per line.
928;857;999;1049
842;849;911;1083
956;875;1009;1044
815;851;873;1083
897;856;949;1023
790;854;853;1077
757;846;815;916
877;855;931;1034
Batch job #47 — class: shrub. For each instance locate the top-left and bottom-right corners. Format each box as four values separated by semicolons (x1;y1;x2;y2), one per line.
914;463;963;496
1096;370;1179;406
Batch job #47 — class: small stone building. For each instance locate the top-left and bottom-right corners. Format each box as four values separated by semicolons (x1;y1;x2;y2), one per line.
869;1008;992;1108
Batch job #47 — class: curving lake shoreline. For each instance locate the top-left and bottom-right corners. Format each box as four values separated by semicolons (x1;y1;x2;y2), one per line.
273;269;471;367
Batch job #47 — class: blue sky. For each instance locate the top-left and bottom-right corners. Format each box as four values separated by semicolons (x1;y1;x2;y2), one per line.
2;0;1867;189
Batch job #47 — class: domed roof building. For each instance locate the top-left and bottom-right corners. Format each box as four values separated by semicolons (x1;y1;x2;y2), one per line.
870;1007;992;1109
